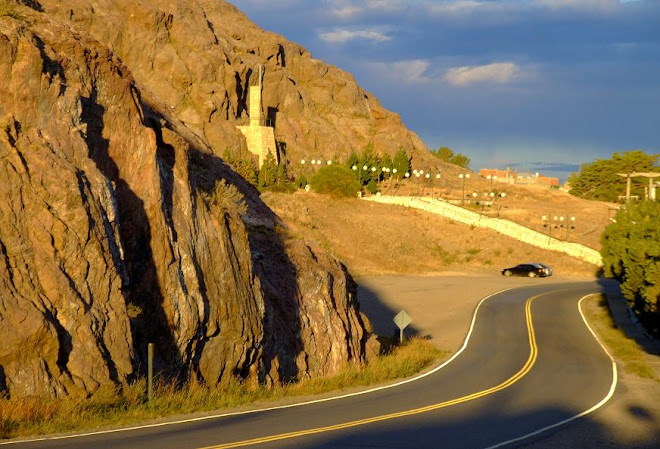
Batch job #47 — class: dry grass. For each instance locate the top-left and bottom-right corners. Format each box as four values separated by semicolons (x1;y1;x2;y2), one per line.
583;294;658;381
0;339;443;439
262;191;600;278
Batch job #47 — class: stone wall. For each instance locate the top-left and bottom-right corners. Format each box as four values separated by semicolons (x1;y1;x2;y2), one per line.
364;196;603;266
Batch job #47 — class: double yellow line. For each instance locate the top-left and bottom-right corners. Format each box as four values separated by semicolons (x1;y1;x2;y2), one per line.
202;295;541;449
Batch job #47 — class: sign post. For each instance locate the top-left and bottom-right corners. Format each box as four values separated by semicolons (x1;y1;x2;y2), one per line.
393;310;412;344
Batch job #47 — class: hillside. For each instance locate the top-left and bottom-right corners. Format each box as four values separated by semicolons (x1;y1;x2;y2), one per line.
37;0;435;168
0;0;443;399
263;183;611;278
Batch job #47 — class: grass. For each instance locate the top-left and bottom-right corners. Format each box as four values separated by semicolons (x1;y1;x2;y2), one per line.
584;294;659;381
0;338;445;440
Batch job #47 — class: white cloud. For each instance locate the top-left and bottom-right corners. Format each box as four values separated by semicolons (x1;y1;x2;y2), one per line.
535;0;620;13
331;6;363;19
368;59;432;84
318;28;392;43
427;1;502;15
425;0;623;18
444;62;520;86
328;0;404;19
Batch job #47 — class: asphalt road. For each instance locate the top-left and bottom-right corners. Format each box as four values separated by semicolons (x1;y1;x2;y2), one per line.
6;281;616;449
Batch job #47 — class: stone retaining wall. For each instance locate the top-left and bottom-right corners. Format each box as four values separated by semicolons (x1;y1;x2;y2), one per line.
363;195;603;266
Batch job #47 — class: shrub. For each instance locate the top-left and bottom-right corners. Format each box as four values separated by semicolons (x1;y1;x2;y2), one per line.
310;165;361;197
601;201;660;336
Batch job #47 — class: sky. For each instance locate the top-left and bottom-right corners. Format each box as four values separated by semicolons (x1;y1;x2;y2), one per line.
231;0;659;181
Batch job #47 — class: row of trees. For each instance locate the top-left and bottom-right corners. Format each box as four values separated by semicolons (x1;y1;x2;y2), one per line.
579;150;660;336
430;147;471;169
223;142;474;198
222;148;290;191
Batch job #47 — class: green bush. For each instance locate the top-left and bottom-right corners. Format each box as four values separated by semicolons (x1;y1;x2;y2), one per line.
601;201;660;336
310;165;361;197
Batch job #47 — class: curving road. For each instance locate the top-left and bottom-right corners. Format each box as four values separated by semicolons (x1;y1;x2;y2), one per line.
6;281;617;449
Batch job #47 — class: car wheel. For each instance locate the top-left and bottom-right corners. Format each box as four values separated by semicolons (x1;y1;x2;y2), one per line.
504;270;512;276
528;271;537;278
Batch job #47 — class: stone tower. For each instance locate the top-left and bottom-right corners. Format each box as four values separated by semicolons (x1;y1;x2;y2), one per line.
237;66;277;168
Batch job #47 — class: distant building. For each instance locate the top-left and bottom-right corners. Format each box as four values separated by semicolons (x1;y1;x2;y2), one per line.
479;168;559;188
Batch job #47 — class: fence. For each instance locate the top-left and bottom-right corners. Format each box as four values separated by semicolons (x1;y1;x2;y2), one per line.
363;195;603;266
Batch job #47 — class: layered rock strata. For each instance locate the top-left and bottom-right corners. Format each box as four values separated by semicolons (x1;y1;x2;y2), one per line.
0;6;369;398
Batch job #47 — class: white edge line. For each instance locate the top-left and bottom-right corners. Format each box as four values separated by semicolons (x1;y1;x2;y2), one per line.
1;288;513;446
484;293;618;449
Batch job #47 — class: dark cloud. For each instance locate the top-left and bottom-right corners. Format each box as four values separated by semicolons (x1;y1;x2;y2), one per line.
528;162;582;172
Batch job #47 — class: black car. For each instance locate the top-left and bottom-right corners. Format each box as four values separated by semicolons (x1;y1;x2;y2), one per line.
502;263;551;278
532;262;553;276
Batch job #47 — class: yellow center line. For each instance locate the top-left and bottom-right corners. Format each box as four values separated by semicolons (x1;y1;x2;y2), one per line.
200;295;541;449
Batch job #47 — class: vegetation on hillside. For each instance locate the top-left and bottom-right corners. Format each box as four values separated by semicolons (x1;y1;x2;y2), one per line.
430;146;471;169
601;200;660;336
568;151;659;202
310;165;361;197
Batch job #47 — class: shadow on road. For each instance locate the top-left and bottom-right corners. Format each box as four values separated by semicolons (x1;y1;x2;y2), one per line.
289;400;660;449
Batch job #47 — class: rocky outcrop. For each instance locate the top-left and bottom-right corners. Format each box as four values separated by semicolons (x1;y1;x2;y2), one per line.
37;0;433;167
0;5;369;399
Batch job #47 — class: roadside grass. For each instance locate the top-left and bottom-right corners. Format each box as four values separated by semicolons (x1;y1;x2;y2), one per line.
584;294;658;381
0;338;445;440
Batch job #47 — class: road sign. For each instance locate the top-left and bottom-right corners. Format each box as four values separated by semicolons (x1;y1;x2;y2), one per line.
393;310;412;343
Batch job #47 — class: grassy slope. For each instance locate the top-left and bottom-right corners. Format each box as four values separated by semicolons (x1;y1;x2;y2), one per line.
263;191;600;278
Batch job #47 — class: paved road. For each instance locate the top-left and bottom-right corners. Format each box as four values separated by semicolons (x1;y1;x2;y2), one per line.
6;281;616;449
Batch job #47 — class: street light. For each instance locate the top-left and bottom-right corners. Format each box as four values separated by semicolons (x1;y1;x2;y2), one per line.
459;173;471;205
566;216;576;239
496;192;506;218
487;174;498;190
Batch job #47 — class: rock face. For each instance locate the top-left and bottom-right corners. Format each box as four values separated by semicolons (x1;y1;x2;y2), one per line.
0;3;371;399
37;0;433;167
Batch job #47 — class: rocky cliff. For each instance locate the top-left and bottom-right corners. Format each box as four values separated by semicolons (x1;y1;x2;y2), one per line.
37;0;433;166
0;2;376;399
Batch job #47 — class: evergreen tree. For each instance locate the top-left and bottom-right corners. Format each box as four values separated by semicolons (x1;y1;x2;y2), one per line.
257;151;278;188
569;151;659;202
393;146;411;179
601;200;660;335
433;147;454;162
449;153;471;169
345;150;359;170
381;153;393;180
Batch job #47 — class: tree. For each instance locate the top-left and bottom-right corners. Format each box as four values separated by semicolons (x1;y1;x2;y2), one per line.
433;147;454;162
601;200;660;336
222;148;258;185
356;143;380;185
257;151;278;189
568;151;659;202
310;165;361;197
392;146;411;179
381;153;393;180
449;153;471;169
345;150;359;170
431;146;471;169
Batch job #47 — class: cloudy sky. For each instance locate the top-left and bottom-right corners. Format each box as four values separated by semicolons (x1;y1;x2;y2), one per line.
231;0;659;180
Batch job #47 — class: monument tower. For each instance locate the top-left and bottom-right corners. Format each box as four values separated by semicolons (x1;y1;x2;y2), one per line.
237;66;277;168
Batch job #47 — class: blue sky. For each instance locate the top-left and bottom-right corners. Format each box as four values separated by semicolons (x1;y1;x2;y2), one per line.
231;0;659;180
